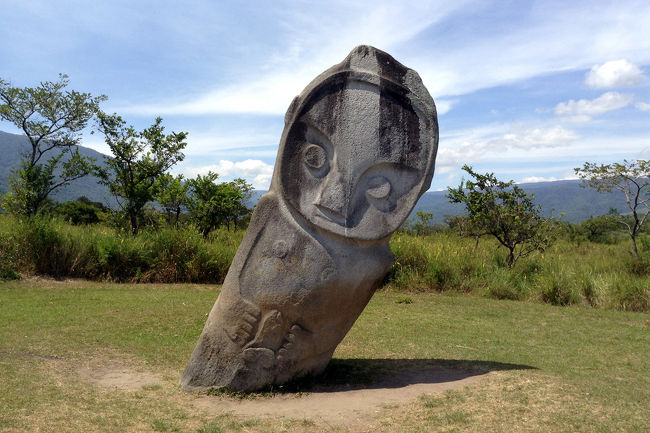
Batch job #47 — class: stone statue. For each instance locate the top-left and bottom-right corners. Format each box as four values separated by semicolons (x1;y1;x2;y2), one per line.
181;45;438;392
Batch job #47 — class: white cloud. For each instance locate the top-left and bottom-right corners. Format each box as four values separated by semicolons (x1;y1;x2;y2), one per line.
554;92;634;122
519;174;578;183
585;59;645;88
185;159;274;189
122;0;475;116
636;102;650;112
520;176;558;183
435;99;456;115
436;124;579;171
492;126;579;149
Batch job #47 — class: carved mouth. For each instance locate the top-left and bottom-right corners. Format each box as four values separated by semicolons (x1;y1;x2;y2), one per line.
314;204;347;226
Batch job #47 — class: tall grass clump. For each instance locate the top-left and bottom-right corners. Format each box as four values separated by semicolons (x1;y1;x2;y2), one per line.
0;216;21;280
0;215;241;283
388;232;486;292
386;230;649;312
609;275;649;312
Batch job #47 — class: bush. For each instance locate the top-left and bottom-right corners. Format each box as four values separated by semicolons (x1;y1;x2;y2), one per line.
610;278;649;312
0;215;241;283
539;270;580;306
485;268;527;300
0;215;647;312
49;200;104;225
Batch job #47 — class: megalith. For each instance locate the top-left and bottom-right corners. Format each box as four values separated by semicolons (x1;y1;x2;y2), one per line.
181;45;439;392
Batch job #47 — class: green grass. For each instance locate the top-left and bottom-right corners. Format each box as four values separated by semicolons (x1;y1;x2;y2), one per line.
1;280;648;432
2;215;647;311
388;232;649;311
0;215;242;283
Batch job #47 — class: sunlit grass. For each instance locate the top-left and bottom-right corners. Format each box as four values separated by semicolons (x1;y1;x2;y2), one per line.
388;232;649;311
0;280;647;432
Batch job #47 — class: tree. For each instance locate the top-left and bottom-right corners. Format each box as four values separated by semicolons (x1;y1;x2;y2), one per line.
580;212;621;244
575;159;649;259
96;113;187;234
447;165;553;268
187;172;253;236
155;173;189;226
0;74;106;215
49;198;105;225
412;211;434;235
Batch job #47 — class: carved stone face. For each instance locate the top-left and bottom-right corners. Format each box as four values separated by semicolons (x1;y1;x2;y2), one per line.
280;80;431;240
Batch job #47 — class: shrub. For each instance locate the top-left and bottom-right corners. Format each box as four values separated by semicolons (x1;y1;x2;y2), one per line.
610;278;649;312
485;268;527;300
49;200;104;225
539;270;580;306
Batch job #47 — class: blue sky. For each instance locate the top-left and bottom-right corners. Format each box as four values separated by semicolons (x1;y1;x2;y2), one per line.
1;0;649;190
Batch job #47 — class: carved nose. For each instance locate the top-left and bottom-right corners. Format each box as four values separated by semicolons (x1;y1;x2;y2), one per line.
316;171;349;222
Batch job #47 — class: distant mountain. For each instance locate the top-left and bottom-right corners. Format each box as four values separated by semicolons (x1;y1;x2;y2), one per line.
251;179;627;224
411;179;628;223
1;130;629;222
0;130;115;206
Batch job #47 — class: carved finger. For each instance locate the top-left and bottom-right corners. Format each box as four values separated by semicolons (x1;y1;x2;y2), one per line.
240;322;254;334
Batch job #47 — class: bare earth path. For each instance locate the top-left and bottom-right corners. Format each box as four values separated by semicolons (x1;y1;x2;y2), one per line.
80;361;488;426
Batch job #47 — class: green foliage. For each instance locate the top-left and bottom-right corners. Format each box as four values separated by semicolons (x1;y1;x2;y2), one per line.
395;296;414;304
412;211;434;235
386;231;649;312
576;159;649;259
1;212;647;312
0;215;239;283
48;197;106;225
96;113;187;234
0;74;106;216
447;165;555;267
539;270;581;306
154;173;189;226
610;277;649;312
579;213;622;243
187;172;253;235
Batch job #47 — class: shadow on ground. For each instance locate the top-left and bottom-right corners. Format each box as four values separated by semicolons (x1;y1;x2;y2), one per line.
260;358;536;394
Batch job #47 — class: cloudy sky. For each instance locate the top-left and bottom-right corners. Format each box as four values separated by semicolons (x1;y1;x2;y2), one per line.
1;0;649;190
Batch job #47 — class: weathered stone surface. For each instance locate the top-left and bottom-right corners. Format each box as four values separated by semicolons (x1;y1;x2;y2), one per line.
181;45;438;392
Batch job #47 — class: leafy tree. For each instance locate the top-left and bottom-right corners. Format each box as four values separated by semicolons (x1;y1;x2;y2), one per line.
49;199;104;225
225;178;254;230
0;74;106;215
155;173;189;226
580;212;622;244
187;172;253;236
96;113;187;234
575;159;649;260
447;165;553;268
413;211;434;236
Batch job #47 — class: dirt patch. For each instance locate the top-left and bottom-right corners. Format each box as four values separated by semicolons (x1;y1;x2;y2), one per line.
75;358;489;426
78;364;163;391
192;366;488;425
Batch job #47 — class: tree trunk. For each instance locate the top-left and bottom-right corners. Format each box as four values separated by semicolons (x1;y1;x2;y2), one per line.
130;212;139;235
507;248;515;268
631;233;640;260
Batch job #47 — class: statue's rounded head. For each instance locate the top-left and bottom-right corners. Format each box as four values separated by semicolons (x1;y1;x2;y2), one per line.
274;45;439;241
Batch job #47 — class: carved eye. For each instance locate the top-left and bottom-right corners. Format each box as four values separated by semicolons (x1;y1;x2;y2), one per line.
366;176;392;200
304;143;328;171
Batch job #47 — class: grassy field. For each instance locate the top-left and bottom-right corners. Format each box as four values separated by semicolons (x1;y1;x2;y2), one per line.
389;232;649;312
1;279;648;432
2;215;648;312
